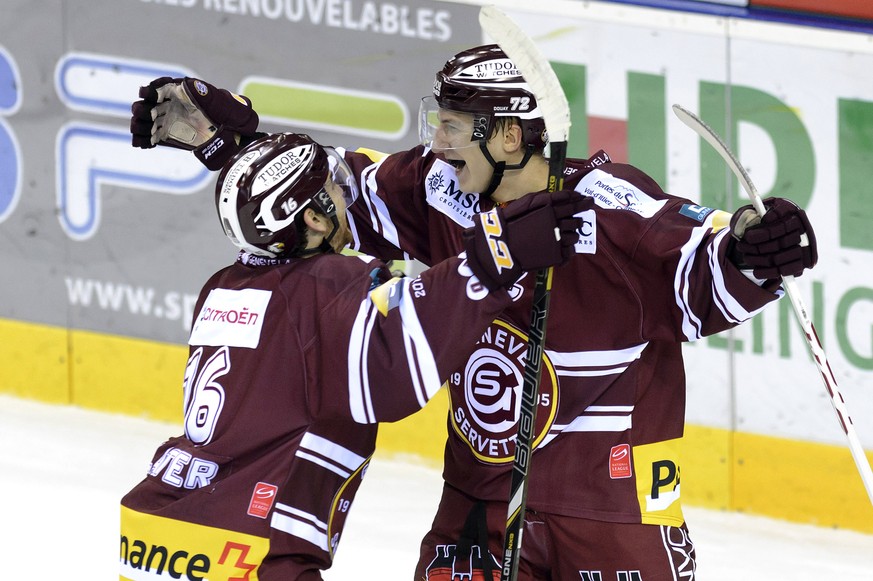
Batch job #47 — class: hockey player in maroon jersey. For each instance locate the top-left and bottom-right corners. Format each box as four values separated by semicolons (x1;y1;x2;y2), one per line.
130;46;818;580
119;131;587;580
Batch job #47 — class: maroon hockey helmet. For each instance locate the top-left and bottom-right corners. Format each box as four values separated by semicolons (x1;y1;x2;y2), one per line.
216;132;358;258
427;44;546;149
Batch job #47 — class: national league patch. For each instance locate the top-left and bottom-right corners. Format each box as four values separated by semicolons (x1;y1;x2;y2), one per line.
247;482;278;519
609;444;632;479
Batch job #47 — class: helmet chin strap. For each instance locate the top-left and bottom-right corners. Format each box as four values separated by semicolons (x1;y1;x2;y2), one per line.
477;140;536;200
292;214;340;257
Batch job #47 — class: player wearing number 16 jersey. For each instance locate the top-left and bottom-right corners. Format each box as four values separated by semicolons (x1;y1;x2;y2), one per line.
119;132;586;580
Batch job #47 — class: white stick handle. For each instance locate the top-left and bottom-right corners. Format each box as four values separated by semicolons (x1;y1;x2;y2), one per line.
672;104;873;505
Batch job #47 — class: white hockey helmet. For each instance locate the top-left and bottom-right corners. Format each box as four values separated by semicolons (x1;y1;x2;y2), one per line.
216;132;358;257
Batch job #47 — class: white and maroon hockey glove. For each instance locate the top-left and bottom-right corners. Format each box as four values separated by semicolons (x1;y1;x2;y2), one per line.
728;197;818;279
130;77;259;170
463;190;591;291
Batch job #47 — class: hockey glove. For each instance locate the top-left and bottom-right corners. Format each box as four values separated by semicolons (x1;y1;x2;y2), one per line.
130;77;259;170
463;190;591;291
728;197;818;280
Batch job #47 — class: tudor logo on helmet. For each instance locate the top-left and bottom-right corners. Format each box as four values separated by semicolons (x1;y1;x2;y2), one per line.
252;145;313;196
455;58;521;80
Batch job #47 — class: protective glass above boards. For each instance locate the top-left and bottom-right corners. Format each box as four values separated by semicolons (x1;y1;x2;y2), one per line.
602;0;873;34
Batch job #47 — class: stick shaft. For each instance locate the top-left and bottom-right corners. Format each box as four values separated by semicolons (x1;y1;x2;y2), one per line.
479;7;571;580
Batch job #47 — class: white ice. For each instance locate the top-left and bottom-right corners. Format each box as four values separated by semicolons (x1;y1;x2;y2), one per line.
2;395;871;580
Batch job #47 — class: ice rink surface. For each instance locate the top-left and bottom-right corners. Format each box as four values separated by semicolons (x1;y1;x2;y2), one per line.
2;394;872;580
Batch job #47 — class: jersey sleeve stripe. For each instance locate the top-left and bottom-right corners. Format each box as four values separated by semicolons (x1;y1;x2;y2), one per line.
546;343;647;376
674;225;709;340
348;279;441;421
550;405;635;434
294;451;352;478
708;229;750;324
271;504;329;551
299;433;367;472
397;279;442;406
360;162;402;249
348;299;379;423
346;210;363;252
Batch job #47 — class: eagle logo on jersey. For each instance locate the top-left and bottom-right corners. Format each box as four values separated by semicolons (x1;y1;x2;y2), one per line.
448;320;558;463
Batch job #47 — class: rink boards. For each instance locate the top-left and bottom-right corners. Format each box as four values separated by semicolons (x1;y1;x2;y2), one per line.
2;317;872;532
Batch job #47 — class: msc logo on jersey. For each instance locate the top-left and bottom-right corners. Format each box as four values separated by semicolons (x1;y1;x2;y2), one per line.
425;160;480;227
448;320;558;463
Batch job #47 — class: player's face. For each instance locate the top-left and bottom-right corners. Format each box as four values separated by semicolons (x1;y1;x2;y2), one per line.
433;110;504;194
419;96;478;152
430;109;477;151
324;177;353;252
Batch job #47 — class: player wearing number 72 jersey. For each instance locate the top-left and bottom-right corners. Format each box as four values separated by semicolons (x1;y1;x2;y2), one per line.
119;132;587;580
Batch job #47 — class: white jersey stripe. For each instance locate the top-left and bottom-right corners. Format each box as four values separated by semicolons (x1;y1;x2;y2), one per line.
295;451;351;478
555;367;631;377
546;343;647;377
709;228;771;324
300;432;367;473
559;414;633;433
359;305;379;421
675;223;710;340
546;343;647;368
271;507;328;551
711;229;747;323
348;300;379;423
350;278;441;419
362;162;401;249
346;210;363;253
397;279;442;405
348;299;371;422
552;405;635;434
585;405;634;412
402;330;428;409
274;502;328;529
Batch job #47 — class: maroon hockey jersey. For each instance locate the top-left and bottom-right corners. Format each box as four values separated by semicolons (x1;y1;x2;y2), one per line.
343;145;781;527
120;250;512;580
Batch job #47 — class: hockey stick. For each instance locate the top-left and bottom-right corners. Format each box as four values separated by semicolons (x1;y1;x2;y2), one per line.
672;103;873;505
479;6;571;581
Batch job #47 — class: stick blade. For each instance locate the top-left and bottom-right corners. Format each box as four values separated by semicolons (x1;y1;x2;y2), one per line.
671;104;763;213
479;5;570;143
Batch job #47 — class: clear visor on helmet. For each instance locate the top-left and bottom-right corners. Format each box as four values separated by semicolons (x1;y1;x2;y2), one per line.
418;96;481;152
324;146;359;208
